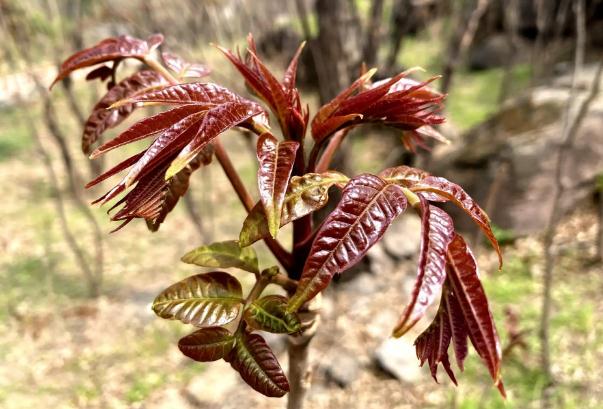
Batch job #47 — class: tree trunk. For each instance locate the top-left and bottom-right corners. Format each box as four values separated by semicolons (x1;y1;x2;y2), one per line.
362;0;385;68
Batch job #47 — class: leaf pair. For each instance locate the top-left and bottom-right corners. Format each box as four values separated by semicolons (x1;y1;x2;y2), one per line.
219;34;308;140
412;235;505;396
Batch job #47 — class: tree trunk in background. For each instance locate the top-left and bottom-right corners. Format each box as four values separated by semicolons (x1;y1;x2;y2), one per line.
314;0;362;103
386;0;412;70
363;0;385;68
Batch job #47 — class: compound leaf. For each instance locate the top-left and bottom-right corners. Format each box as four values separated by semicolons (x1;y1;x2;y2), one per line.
181;240;259;274
288;174;407;311
152;271;243;327
178;327;235;362
244;295;301;334
227;331;289;397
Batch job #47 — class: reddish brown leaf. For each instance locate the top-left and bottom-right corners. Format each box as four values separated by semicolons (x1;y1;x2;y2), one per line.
414;296;457;385
393;196;454;337
51;34;163;87
81;70;166;154
146;145;213;231
85;65;113;82
288;174;407;311
166;100;264;178
86;150;145;189
90;104;205;158
178;327;235;362
283;41;305;92
256;133;300;238
446;234;505;396
227;331;290;397
411;176;502;268
443;286;469;371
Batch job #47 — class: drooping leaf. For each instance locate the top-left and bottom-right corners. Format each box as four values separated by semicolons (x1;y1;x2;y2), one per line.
288;174;408;311
166;100;264;178
256;133;300;238
411;176;502;268
90;104;205;158
446;234;505;396
181;240;259;274
239;171;349;247
414;294;457;385
379;165;431;187
162;52;211;79
244;295;301;334
227;331;290;397
51;34;163;87
81;70;166;154
393;195;454;337
146;145;214;231
443;285;469;371
152;271;243;327
178;327;235;362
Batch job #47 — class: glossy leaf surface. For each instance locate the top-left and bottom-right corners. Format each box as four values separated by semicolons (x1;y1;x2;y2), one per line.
181;240;259;274
288;174;407;311
379;165;430;187
446;234;505;396
411;176;502;267
244;295;301;334
227;331;290;397
393;196;454;337
178;327;235;362
82;70;166;154
239;171;349;246
256;133;300;238
152;272;243;327
51;34;163;87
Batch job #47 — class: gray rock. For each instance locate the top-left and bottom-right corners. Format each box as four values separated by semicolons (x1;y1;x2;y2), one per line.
431;65;603;235
381;215;422;261
324;350;362;388
373;337;423;383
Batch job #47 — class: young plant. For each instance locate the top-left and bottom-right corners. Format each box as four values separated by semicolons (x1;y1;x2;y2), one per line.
51;33;505;404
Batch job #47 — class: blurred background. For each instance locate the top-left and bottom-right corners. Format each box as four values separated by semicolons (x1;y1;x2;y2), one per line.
1;0;603;408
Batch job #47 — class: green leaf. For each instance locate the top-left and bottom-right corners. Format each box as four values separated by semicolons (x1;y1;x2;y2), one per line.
152;271;243;327
178;327;235;362
239;171;349;247
227;331;290;397
244;295;301;334
181;240;259;274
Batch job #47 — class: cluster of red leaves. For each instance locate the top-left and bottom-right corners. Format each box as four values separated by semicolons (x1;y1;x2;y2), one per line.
52;33;505;399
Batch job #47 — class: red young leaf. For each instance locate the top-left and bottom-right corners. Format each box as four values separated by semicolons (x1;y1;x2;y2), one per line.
288;174;407;311
166;100;264;178
414;295;457;385
85;65;113;82
85;150;145;189
82;70;166;154
283;41;305;92
90;104;205;158
443;285;469;371
162;52;211;78
178;327;235;362
446;234;505;396
256;132;300;238
51;34;163;87
411;176;502;268
393;195;454;337
227;331;290;397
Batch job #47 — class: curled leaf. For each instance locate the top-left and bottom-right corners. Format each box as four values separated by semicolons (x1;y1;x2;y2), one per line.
178;327;235;362
393;196;454;337
288;174;407;311
256;133;300;238
162;52;211;79
411;176;502;268
227;331;290;397
244;295;301;334
51;34;163;87
239;171;349;247
181;240;259;274
379;165;430;187
446;234;505;396
152;272;243;327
